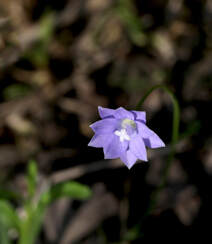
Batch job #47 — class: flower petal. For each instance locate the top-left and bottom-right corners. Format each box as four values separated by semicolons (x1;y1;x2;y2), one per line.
88;134;110;148
132;111;146;123
136;122;165;148
120;150;138;169
143;134;165;148
98;106;115;119
90;118;117;134
129;135;147;161
104;135;128;159
114;107;134;120
136;121;155;138
88;106;166;169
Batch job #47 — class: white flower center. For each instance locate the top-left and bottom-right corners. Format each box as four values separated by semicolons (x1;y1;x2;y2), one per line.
114;129;130;142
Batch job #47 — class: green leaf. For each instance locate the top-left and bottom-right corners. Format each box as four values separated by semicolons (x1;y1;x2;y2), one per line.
0;188;21;201
180;120;201;139
123;225;144;241
116;0;146;46
18;181;91;244
3;84;31;101
27;160;38;199
0;200;20;230
40;181;92;206
39;12;55;44
18;208;44;244
0;219;12;244
24;12;55;67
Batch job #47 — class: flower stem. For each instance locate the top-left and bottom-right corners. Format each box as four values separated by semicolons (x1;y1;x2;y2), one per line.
136;84;180;223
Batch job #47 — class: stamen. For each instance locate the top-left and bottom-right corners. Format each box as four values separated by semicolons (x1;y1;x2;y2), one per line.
121;118;136;129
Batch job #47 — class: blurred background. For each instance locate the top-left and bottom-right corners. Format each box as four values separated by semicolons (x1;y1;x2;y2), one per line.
0;0;212;243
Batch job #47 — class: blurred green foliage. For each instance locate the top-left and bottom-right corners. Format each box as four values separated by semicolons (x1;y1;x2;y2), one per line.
116;0;147;46
24;12;55;67
0;160;92;244
3;84;32;101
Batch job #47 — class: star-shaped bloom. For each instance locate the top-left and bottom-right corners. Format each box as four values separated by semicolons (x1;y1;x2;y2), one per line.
88;106;165;169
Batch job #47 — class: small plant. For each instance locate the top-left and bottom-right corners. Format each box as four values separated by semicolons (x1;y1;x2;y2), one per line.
0;160;91;244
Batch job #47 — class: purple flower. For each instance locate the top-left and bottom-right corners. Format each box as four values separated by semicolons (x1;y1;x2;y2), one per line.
88;107;165;169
